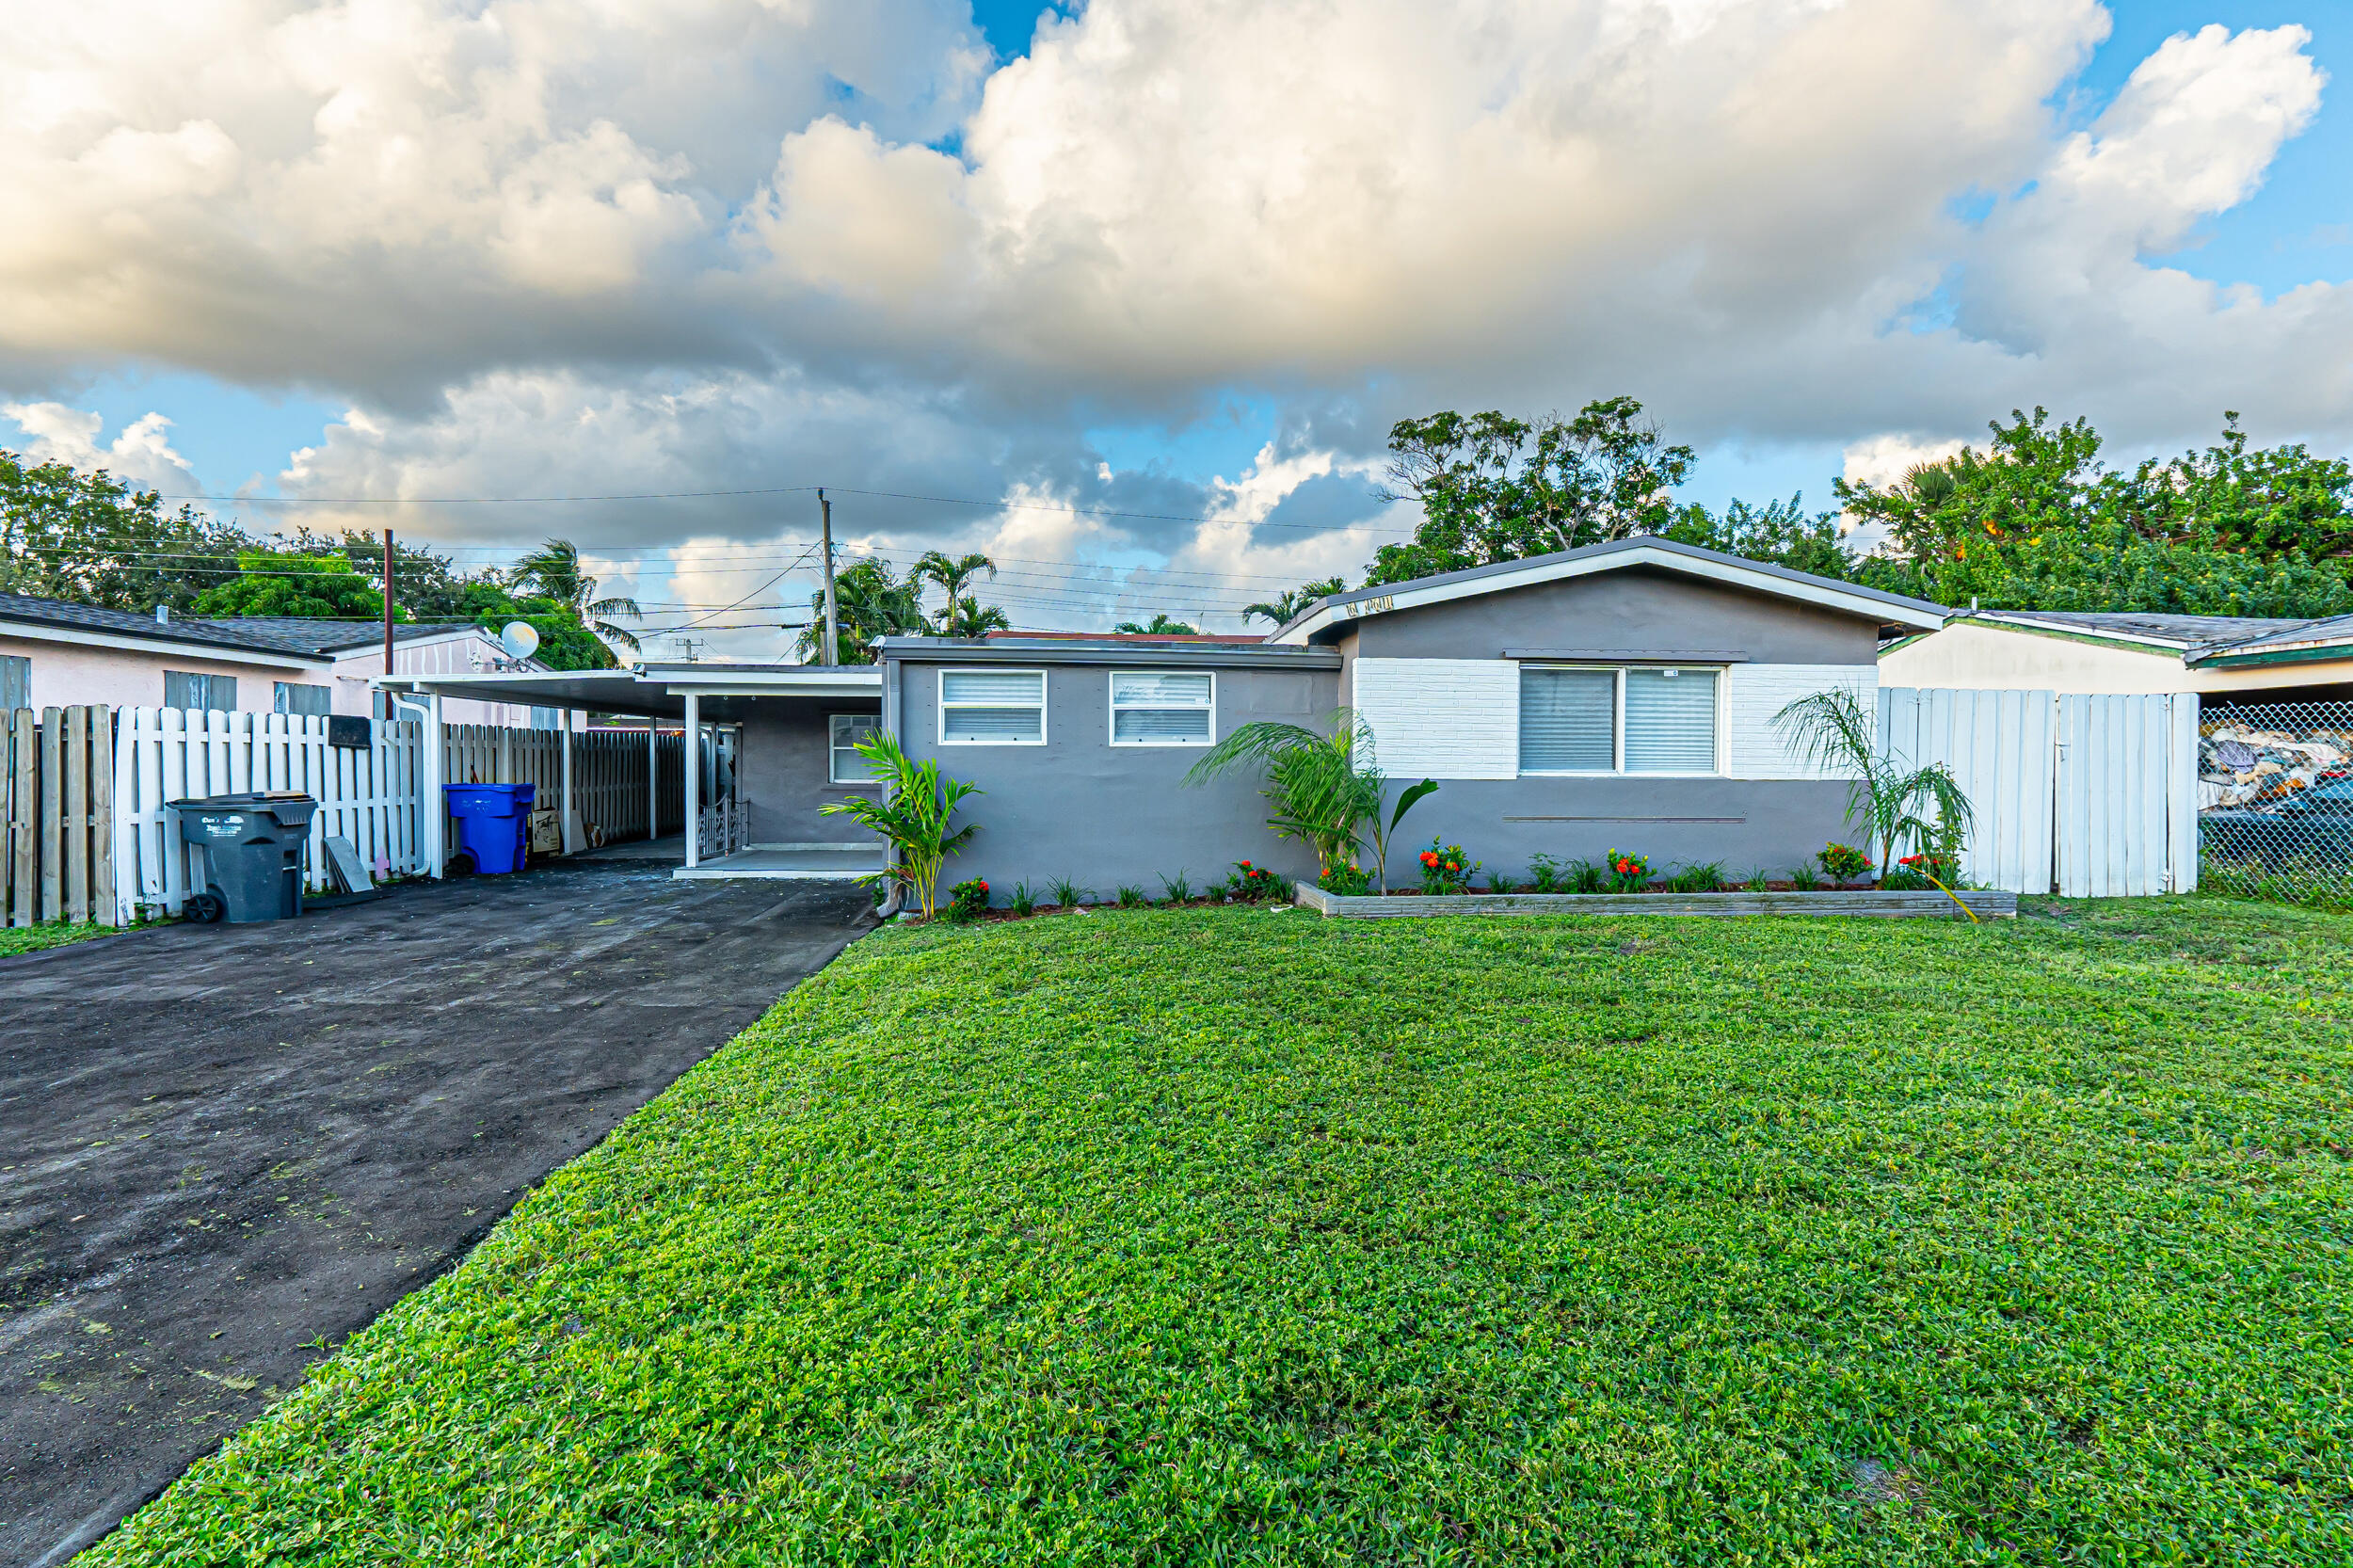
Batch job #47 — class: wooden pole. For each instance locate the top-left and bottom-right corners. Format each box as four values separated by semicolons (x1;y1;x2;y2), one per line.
818;488;839;667
382;530;395;678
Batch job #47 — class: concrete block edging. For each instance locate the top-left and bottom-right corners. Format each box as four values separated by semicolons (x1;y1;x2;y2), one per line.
1290;881;2018;920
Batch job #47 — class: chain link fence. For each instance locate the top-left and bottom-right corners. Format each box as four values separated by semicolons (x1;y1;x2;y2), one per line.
2200;700;2353;906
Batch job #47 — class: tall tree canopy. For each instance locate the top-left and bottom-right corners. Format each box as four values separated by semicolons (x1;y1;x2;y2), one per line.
0;452;245;611
794;556;928;664
1840;410;2353;617
1366;397;1696;585
191;551;403;620
507;538;643;650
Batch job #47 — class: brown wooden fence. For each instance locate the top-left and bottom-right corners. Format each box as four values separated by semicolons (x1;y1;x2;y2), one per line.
4;706;117;927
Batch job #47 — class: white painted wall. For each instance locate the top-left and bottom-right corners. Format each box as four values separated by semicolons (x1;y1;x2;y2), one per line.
1722;664;1877;778
1;631;317;712
1881;620;2353;696
328;630;584;728
1350;658;1518;777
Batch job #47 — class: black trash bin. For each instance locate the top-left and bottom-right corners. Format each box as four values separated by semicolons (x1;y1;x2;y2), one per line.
170;792;320;923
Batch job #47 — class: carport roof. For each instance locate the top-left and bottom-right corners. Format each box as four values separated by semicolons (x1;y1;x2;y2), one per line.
380;664;880;720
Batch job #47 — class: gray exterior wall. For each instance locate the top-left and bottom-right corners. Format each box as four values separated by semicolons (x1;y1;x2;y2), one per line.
1332;568;1878;876
893;660;1336;898
735;697;883;846
1345;566;1881;664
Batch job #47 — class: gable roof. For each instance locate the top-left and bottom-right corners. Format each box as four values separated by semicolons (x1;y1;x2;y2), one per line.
215;616;482;655
0;593;488;664
1266;536;1948;644
1954;608;2353;668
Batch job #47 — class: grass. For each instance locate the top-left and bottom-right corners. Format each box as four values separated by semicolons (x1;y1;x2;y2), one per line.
0;919;124;957
86;897;2353;1565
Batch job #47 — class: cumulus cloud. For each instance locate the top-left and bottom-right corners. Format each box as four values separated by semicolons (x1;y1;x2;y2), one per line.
1;402;198;489
2;2;2348;641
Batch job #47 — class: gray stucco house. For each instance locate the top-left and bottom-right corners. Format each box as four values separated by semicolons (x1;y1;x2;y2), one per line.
873;538;1947;895
386;539;1945;893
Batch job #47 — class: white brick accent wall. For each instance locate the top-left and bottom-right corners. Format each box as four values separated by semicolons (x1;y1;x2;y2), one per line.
1723;664;1876;778
1351;658;1519;778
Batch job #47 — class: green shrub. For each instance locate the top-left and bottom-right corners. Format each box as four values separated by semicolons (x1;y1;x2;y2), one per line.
1664;860;1727;893
1605;849;1650;893
1317;861;1372;895
1416;838;1478;894
1114;884;1149;908
1818;841;1872;886
1047;875;1090;909
943;877;991;922
1527;854;1568;894
1158;871;1194;905
1788;862;1822;890
1008;882;1038;918
1226;861;1284;903
1740;866;1773;891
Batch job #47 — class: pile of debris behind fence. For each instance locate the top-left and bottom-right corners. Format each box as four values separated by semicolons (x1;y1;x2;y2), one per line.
2200;700;2353;905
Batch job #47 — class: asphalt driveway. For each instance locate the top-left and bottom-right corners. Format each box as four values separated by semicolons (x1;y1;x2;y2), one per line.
0;859;872;1566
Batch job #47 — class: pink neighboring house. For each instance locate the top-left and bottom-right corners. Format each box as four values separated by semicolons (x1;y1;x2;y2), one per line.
0;593;582;728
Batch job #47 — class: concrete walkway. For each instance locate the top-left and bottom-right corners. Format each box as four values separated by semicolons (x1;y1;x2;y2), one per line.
0;860;870;1566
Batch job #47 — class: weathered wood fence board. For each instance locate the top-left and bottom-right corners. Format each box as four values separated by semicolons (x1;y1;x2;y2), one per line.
3;706;116;926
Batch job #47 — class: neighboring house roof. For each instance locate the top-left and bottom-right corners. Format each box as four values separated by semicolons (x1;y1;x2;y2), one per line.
212;617;480;655
1955;608;2353;668
0;592;325;663
1965;609;2308;651
1268;537;1950;643
882;635;1340;670
984;630;1269;645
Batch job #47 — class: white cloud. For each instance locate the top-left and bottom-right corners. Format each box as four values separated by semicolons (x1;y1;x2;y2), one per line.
1;401;197;489
3;2;2349;633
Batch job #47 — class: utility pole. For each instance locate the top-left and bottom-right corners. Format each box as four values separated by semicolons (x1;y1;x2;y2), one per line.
382;529;396;677
817;487;840;666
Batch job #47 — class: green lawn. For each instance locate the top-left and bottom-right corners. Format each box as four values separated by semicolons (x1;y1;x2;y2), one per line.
88;899;2353;1564
0;920;123;958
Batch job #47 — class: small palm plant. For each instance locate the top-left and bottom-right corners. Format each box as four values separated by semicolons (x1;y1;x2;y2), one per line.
819;729;980;919
1773;688;1973;882
1184;711;1436;891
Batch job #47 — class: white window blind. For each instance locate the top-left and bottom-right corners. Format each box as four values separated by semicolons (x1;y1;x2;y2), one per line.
1111;671;1212;744
1518;668;1616;771
830;713;880;782
940;669;1045;744
1624;668;1718;773
275;681;332;717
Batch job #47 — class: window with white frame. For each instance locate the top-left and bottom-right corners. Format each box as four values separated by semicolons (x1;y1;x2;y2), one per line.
829;712;881;783
1109;670;1213;744
1518;665;1719;775
939;669;1046;744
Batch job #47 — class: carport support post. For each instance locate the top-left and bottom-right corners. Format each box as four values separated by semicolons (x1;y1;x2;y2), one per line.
646;722;657;840
683;692;700;870
560;717;576;855
424;690;446;878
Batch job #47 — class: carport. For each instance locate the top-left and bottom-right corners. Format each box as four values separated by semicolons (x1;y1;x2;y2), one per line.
377;663;885;881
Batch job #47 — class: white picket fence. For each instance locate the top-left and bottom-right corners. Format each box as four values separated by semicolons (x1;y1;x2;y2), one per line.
1879;688;2200;896
110;711;725;920
114;709;423;921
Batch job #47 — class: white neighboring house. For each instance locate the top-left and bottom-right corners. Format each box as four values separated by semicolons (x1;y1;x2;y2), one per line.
1881;609;2353;704
0;593;584;727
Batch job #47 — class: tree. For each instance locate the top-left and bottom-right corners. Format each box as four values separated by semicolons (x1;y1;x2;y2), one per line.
1661;495;1857;579
1114;612;1199;634
191;551;401;620
936;595;1011;637
0;451;250;613
1839;409;2353;617
507;539;643;651
818;729;980;919
793;556;928;664
1242;578;1347;627
1184;712;1436;890
1366;397;1696;585
1773;687;1973;881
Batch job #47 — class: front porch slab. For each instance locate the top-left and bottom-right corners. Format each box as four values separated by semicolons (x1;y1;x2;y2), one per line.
673;844;883;881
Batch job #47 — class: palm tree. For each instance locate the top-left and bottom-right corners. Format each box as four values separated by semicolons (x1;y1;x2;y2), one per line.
1113;612;1199;634
937;595;1012;638
793;556;927;664
507;539;643;651
1241;578;1346;628
1185;711;1437;890
1772;687;1974;880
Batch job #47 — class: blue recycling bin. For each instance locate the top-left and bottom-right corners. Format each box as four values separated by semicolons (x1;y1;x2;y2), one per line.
443;782;536;874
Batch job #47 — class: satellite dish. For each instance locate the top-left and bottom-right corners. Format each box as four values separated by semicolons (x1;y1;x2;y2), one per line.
498;620;540;660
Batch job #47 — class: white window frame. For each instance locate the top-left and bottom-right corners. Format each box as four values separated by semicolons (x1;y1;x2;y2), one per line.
1516;663;1724;778
828;712;883;785
1107;669;1216;747
937;667;1048;746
